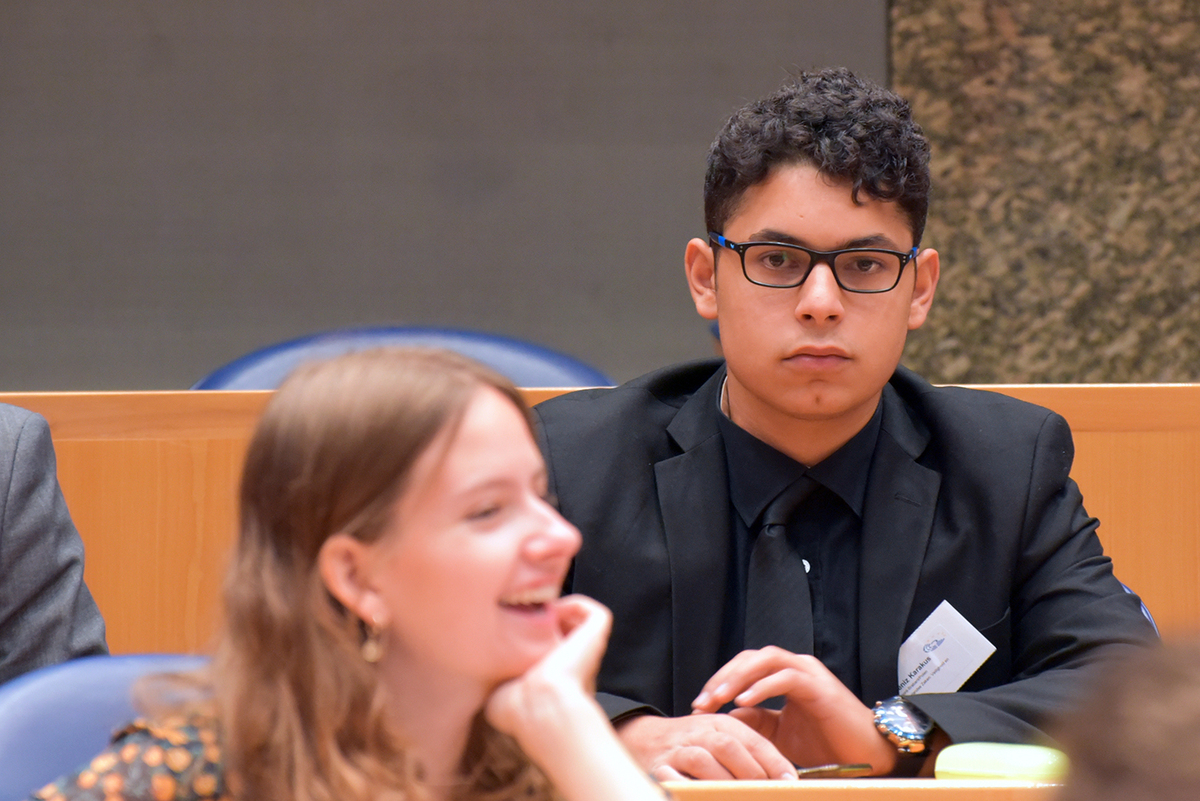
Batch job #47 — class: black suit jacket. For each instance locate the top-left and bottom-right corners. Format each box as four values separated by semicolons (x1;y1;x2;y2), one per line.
534;360;1157;743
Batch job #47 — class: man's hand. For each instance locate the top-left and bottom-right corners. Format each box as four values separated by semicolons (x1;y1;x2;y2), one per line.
617;712;799;781
690;646;898;776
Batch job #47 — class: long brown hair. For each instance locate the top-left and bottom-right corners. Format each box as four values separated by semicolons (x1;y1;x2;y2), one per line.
212;347;552;801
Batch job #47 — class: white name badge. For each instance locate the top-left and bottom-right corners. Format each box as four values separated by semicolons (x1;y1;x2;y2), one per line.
897;600;996;695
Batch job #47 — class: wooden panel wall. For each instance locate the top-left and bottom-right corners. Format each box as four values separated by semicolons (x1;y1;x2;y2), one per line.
990;384;1200;636
2;385;1196;654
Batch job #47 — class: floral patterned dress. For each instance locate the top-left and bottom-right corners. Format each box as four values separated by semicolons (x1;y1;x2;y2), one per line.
29;716;227;801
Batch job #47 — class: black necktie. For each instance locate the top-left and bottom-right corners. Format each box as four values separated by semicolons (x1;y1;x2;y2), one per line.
744;476;815;658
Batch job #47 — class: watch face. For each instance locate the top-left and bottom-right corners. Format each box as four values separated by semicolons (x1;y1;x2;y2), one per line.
878;699;932;737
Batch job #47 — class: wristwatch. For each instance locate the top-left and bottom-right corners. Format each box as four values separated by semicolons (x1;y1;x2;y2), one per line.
873;696;934;755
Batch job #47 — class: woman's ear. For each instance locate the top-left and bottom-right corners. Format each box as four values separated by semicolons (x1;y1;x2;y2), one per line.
318;533;387;626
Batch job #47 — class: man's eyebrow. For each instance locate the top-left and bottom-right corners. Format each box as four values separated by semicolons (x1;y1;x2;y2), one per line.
749;229;807;245
748;230;904;250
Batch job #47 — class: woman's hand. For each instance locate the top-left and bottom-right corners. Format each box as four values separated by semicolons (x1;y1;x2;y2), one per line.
484;594;611;746
485;595;667;801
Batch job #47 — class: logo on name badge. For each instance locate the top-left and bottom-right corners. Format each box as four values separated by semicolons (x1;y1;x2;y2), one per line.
897;601;996;694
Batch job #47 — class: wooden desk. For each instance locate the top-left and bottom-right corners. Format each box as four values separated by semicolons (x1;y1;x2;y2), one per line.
1;383;1197;654
664;780;1057;801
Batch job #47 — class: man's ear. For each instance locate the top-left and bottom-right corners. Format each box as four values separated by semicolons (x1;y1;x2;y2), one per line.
318;533;388;627
907;247;940;331
684;237;719;321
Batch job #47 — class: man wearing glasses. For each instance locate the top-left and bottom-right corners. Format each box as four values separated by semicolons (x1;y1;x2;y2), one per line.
534;68;1157;779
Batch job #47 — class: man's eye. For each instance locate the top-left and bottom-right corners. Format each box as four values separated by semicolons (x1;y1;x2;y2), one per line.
846;256;885;273
761;251;802;269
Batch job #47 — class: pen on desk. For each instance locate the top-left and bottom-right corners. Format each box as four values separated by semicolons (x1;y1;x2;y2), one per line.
793;763;873;778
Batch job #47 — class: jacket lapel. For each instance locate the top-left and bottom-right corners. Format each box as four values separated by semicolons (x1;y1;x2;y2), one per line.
655;369;734;715
858;384;941;703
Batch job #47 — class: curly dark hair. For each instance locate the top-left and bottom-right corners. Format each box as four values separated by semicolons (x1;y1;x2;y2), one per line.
704;68;931;246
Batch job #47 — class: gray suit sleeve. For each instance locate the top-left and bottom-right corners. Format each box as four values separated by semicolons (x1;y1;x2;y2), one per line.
0;406;107;685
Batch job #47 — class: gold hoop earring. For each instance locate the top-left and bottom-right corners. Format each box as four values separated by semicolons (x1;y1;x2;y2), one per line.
361;617;384;663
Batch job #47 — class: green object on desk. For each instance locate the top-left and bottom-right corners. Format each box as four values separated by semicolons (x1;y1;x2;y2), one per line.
934;742;1069;781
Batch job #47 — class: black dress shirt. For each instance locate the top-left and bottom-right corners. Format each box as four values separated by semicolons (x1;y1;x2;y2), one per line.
716;398;883;698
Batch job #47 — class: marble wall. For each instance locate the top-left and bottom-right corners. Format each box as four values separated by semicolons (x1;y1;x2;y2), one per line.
891;0;1200;382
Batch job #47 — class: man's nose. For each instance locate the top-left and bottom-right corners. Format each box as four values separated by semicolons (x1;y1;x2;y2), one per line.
794;261;844;320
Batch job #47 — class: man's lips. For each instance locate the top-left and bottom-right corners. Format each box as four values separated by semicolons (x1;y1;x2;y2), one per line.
785;347;851;364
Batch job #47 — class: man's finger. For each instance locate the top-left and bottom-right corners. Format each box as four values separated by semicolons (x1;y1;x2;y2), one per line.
734;722;798;780
693;648;807;711
729;705;775;737
728;669;816;710
662;745;738;780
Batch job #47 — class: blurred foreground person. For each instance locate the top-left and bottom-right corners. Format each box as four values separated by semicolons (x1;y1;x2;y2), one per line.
1056;639;1200;801
31;348;665;801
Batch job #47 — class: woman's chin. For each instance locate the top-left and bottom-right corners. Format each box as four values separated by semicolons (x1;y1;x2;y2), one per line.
488;644;557;687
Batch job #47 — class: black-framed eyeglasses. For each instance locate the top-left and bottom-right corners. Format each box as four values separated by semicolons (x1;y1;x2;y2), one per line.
708;232;919;294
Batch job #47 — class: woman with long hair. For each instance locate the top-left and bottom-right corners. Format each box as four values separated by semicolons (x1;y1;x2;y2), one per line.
31;348;666;801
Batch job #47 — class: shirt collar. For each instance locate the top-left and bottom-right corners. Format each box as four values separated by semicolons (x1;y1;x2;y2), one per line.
716;379;883;527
